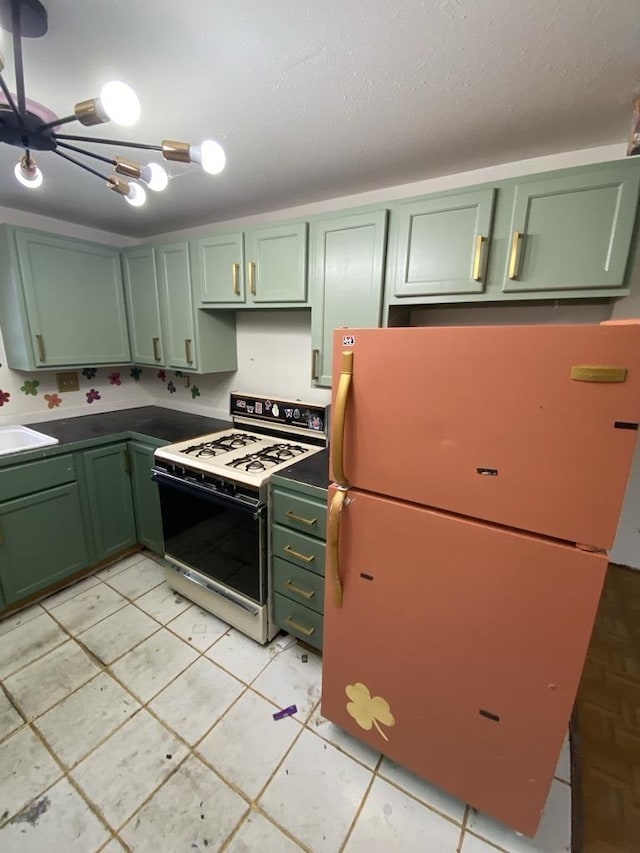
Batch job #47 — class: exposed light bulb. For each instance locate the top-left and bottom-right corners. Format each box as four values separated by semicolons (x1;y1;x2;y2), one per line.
124;182;146;207
140;162;169;192
99;81;140;126
14;157;43;189
191;139;226;175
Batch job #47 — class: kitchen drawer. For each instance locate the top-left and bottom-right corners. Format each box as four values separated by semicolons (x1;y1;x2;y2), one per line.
273;592;323;649
272;524;325;576
273;556;324;614
272;487;327;539
0;454;76;502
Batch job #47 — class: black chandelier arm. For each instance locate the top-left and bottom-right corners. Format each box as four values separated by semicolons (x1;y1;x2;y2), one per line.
39;113;78;132
53;148;111;183
54;133;162;153
55;140;114;167
10;0;26;119
0;72;21;122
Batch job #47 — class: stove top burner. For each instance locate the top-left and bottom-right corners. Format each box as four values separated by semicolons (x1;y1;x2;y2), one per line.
227;442;308;472
183;432;261;458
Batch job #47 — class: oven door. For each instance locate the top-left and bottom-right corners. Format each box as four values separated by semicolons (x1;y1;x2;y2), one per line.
152;468;267;605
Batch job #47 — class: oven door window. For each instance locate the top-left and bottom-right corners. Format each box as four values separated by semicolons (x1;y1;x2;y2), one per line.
158;483;266;604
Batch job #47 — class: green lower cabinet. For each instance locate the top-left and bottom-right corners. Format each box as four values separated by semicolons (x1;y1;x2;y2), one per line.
81;444;137;562
129;440;164;555
273;593;324;648
0;482;89;605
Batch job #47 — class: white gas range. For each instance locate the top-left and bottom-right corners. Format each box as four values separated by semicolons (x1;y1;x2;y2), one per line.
152;393;329;644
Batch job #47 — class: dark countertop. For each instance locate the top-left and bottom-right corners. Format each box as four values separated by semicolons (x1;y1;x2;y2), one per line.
27;406;231;446
274;449;330;491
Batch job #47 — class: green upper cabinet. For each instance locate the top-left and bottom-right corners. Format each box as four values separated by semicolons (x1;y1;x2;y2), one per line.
0;226;130;370
156;241;198;370
194;222;308;307
391;189;496;297
502;164;640;294
122;246;164;366
310;209;388;387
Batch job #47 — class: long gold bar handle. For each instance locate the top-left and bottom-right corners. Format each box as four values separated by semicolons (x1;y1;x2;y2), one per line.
152;336;161;361
285;616;315;637
508;231;523;280
328;488;347;608
285;580;315;600
311;348;320;381
285;509;317;527
283;544;314;564
472;234;486;281
185;338;193;365
332;350;354;487
248;261;256;295
232;262;240;295
35;334;46;362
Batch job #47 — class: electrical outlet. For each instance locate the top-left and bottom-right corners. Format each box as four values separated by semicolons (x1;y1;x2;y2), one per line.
56;371;79;392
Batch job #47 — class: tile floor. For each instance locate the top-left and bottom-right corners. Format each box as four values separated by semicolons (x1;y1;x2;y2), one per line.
0;550;572;852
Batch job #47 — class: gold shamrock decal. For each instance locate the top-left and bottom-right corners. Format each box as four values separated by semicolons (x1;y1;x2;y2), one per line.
345;682;395;742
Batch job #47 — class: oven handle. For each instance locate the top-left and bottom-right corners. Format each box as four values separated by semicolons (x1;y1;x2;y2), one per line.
151;466;264;517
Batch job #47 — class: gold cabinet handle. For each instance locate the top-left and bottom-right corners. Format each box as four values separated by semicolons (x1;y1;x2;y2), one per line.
285;509;317;527
152;336;161;361
232;262;240;295
185;338;193;365
508;231;524;280
283;544;314;564
248;260;256;295
332;351;353;487
311;348;320;381
285;579;315;600
328;488;347;607
285;616;315;637
35;333;46;362
472;234;487;282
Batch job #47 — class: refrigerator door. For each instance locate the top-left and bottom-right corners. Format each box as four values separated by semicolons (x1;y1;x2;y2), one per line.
331;324;640;548
322;485;608;837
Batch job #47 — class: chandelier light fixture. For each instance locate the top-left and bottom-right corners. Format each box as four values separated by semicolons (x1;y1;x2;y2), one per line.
0;0;226;207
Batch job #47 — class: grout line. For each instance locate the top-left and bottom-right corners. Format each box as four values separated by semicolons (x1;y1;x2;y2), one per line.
338;764;376;852
456;805;470;852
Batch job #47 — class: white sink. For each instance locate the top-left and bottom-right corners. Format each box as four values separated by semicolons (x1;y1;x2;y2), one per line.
0;425;59;456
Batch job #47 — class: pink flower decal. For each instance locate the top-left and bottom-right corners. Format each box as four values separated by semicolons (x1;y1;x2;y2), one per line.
86;389;101;404
108;372;122;386
0;389;10;406
44;393;62;409
157;370;166;381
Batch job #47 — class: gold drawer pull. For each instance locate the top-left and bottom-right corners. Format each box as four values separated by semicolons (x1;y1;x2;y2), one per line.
311;348;320;381
285;509;317;527
232;262;240;295
248;260;256;295
285;616;315;637
508;230;524;279
284;544;314;564
285;579;315;600
472;234;486;282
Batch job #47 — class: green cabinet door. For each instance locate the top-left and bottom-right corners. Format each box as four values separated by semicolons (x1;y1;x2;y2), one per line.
82;444;136;562
0;482;89;605
129;441;164;555
244;222;308;303
122;246;165;366
156;242;197;370
310;209;388;387
14;229;130;367
193;233;245;304
392;189;496;297
502;165;640;293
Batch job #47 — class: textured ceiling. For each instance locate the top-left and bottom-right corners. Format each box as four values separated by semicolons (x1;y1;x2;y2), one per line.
0;0;638;237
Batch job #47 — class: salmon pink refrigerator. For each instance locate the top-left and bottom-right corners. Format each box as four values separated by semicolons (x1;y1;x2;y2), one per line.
321;322;640;837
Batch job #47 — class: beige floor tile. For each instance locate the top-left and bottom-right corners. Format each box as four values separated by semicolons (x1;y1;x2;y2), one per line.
48;585;127;635
309;707;380;769
167;604;230;651
134;583;191;624
0;727;62;825
226;811;304;852
103;557;165;600
99;840;127;852
198;689;301;799
40;575;102;611
94;551;147;581
460;833;506;852
149;657;243;745
0;777;110;853
205;629;280;683
0;690;23;742
252;643;322;722
35;672;140;768
109;628;198;703
0;612;67;679
378;757;466;823
0;604;45;638
259;728;373;853
71;710;186;830
120;755;248;851
77;604;160;665
4;641;99;720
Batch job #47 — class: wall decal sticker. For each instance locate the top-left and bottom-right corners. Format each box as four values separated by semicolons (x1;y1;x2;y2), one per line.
20;379;40;396
44;393;62;409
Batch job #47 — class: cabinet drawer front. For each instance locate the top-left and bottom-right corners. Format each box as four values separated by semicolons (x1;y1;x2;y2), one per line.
272;488;327;539
272;525;325;576
273;593;323;649
0;454;76;502
273;556;324;614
